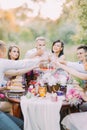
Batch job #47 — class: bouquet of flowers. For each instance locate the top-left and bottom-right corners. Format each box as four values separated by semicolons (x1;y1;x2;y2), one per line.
37;72;58;86
66;88;82;106
37;68;70;93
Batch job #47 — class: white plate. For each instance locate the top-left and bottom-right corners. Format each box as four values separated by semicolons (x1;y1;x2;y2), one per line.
9;89;25;93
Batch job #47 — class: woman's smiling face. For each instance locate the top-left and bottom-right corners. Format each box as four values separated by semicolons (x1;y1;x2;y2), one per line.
9;47;20;60
52;42;63;53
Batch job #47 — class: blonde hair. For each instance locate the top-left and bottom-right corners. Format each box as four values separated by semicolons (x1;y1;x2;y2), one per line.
0;40;6;52
35;36;46;42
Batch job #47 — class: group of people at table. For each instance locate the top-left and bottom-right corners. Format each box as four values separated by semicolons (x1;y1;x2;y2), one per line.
0;36;87;130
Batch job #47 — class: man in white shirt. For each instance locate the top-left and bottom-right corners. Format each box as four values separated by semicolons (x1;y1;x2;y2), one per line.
67;45;87;85
61;55;87;129
25;36;49;59
59;45;87;86
25;36;50;83
66;45;87;72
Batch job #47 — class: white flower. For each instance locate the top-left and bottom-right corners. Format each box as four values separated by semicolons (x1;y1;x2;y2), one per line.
58;75;67;85
37;70;69;88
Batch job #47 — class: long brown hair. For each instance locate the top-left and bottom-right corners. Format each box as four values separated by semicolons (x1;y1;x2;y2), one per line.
8;45;20;60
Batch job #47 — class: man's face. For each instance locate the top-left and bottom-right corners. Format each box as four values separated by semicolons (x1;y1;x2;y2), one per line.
76;48;86;62
36;40;46;51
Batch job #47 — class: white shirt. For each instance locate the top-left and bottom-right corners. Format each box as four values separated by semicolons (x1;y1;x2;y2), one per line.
25;48;37;58
61;112;87;130
67;61;87;73
0;58;39;86
25;48;50;59
67;61;87;85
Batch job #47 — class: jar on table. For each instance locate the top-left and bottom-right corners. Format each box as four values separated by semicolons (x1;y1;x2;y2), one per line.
38;86;47;97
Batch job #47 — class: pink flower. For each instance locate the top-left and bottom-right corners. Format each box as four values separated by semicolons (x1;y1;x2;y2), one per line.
54;73;59;78
0;93;5;99
66;88;82;106
69;88;75;94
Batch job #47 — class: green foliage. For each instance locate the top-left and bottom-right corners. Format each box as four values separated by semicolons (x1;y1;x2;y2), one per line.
7;33;19;43
61;0;87;44
0;28;4;40
0;0;87;46
77;0;87;30
74;77;83;87
71;0;87;44
19;28;34;42
57;22;76;44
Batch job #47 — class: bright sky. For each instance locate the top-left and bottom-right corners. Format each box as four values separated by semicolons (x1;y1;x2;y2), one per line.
0;0;66;20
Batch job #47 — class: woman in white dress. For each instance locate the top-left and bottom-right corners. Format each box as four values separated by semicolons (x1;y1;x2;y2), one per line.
0;44;40;113
0;40;39;130
5;45;39;85
0;40;45;86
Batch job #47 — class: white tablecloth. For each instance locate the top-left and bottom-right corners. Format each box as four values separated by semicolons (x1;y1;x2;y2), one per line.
20;96;63;130
61;112;87;130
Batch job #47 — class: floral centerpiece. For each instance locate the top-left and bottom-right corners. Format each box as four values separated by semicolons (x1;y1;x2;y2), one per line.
37;68;70;93
66;88;82;106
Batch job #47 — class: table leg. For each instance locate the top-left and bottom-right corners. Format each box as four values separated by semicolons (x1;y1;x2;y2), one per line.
12;103;23;119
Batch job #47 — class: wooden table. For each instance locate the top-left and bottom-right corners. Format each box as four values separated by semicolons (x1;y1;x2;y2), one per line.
7;96;22;118
6;91;25;118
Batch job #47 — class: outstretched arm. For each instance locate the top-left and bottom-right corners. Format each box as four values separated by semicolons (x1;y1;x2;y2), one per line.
57;62;87;80
5;65;38;77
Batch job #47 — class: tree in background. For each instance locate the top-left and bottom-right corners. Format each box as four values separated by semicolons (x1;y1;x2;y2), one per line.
62;0;87;44
0;0;87;46
75;0;87;44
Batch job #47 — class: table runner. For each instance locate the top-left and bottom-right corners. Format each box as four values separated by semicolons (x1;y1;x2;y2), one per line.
20;96;63;130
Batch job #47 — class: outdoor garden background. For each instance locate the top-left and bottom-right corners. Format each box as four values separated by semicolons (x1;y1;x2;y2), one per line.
0;0;87;62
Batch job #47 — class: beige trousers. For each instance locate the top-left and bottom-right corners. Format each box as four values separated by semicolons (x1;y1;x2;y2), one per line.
0;101;12;114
